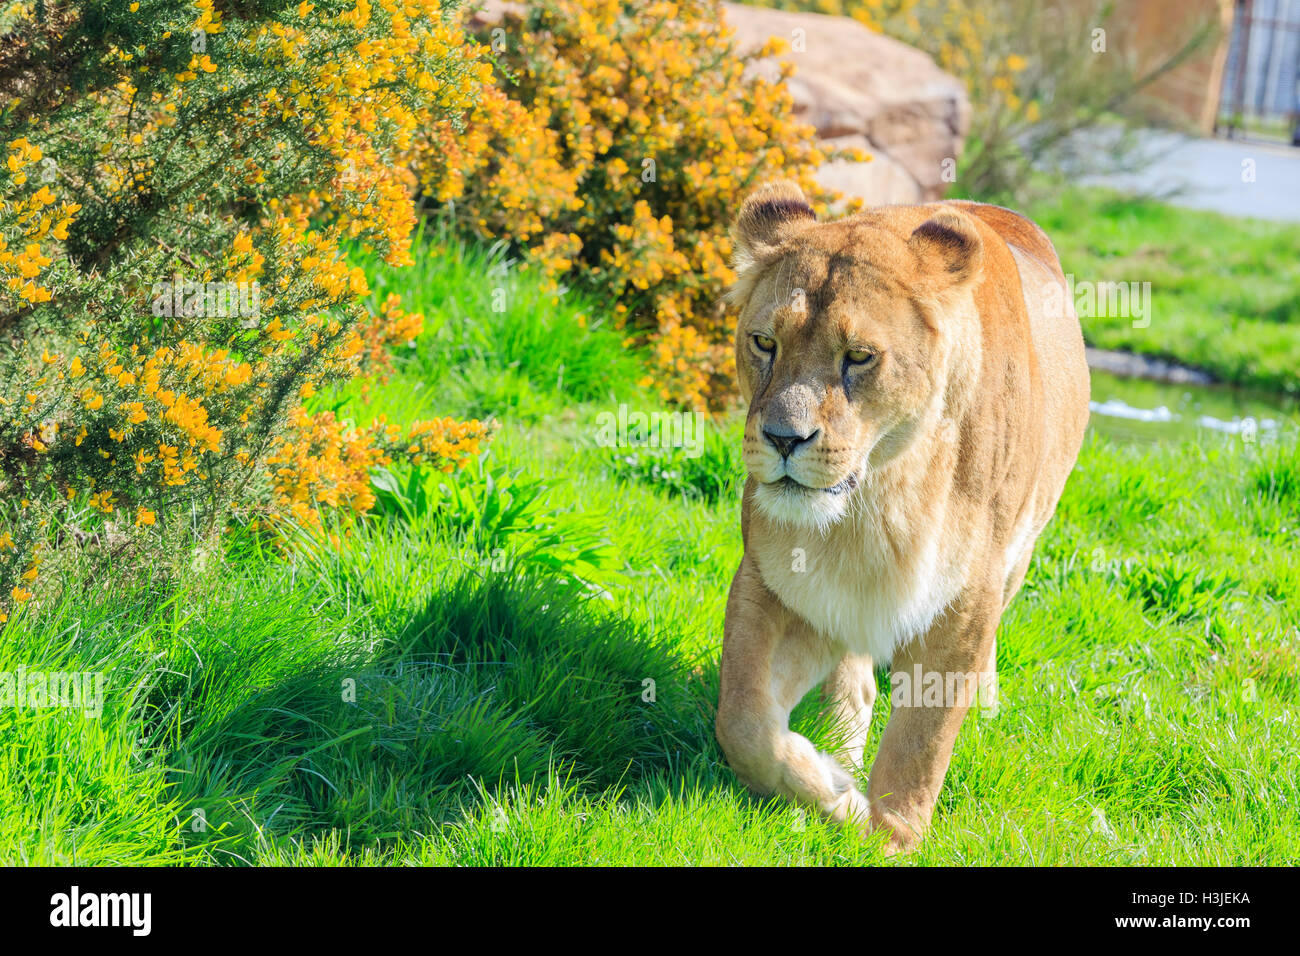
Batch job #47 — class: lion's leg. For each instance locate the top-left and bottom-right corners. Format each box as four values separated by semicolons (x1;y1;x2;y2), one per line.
820;651;877;771
986;534;1036;718
977;636;998;718
716;557;869;827
867;592;999;854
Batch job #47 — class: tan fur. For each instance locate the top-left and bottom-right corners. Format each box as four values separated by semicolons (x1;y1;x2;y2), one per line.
715;181;1089;854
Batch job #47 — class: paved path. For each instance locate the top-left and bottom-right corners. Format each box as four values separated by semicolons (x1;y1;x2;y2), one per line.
1077;130;1300;223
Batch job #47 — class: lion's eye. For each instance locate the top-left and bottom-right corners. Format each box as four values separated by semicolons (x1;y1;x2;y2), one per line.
845;348;877;367
753;334;777;355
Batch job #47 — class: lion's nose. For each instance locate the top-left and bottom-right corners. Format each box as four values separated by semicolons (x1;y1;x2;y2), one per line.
763;425;819;459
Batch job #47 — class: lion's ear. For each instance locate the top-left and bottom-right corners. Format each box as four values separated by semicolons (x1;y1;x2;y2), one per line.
728;181;816;305
908;211;984;288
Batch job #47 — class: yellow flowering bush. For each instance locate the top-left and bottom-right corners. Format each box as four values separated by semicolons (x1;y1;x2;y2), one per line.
266;409;492;527
417;0;853;409
0;0;495;623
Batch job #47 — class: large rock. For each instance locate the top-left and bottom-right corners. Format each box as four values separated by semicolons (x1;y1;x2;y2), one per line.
813;134;922;208
723;2;970;204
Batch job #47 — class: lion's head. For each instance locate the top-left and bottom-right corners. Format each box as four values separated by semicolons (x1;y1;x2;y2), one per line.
728;181;986;530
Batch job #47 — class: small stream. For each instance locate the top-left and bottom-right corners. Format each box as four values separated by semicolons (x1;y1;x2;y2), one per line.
1087;368;1298;444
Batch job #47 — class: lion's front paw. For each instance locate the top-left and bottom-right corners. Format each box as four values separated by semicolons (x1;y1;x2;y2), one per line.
824;782;872;829
869;803;924;857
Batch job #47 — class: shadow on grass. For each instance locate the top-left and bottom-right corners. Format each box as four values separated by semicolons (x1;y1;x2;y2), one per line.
167;564;722;860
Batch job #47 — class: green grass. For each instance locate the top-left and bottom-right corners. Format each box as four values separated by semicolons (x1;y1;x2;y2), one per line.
3;203;1298;866
1025;186;1300;396
332;223;644;425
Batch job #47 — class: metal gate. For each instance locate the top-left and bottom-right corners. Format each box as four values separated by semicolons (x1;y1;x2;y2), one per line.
1218;0;1300;143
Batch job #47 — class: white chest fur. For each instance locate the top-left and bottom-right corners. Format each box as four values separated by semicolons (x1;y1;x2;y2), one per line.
751;490;967;666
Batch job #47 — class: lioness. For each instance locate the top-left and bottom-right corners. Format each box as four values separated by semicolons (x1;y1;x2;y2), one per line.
716;181;1089;854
